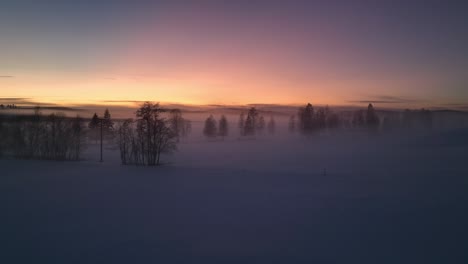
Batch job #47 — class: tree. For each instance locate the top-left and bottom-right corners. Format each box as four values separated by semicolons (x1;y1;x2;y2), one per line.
298;103;314;134
118;119;134;165
135;102;175;165
88;113;100;142
169;109;188;141
243;107;258;136
256;115;265;135
102;108;114;135
267;116;276;135
218;115;228;139
203;115;217;138
316;108;326;129
366;103;379;128
88;113;99;129
238;112;245;136
69;115;84;160
352;110;365;127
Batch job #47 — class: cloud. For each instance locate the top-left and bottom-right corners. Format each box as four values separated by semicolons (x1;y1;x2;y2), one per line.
101;100;143;103
0;75;14;78
348;95;419;104
0;97;32;104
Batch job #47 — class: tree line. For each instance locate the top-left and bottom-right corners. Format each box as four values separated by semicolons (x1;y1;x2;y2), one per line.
0;101;437;164
200;103;434;138
0;108;84;160
203;109;276;139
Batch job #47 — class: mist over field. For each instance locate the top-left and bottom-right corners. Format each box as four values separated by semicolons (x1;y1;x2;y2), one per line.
1;103;468;263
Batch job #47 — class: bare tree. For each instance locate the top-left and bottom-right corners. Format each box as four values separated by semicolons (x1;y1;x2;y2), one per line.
118;119;133;165
137;102;177;165
117;102;178;166
5;110;85;160
169;109;191;141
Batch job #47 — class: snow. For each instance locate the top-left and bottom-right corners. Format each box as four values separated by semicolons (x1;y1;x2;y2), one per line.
1;129;468;263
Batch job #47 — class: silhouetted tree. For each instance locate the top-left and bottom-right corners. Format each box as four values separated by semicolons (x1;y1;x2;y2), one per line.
316;108;326;129
118;119;133;165
88;113;100;142
267;116;276;135
257;115;266;135
218;115;228;139
298;103;314;134
244;107;258;136
24;107;43;157
238;112;245;136
89;113;99;129
352;110;365;127
203;115;217;138
0;104;4;109
69;115;84;160
133;102;177;165
169;109;191;141
5;110;86;160
366;104;379;128
102;108;114;137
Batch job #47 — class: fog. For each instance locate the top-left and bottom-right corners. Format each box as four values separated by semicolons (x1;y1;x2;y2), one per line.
1;106;468;263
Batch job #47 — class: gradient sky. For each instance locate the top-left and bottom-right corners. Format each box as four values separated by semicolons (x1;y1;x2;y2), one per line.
1;0;468;108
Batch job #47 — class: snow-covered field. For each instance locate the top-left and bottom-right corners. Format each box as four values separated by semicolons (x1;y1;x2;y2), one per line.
1;129;468;263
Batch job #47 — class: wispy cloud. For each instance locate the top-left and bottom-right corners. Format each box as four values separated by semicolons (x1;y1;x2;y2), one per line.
0;97;31;104
0;75;14;78
348;95;419;104
100;100;146;103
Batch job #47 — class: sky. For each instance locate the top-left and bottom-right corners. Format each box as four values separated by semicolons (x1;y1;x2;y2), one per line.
1;0;468;109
